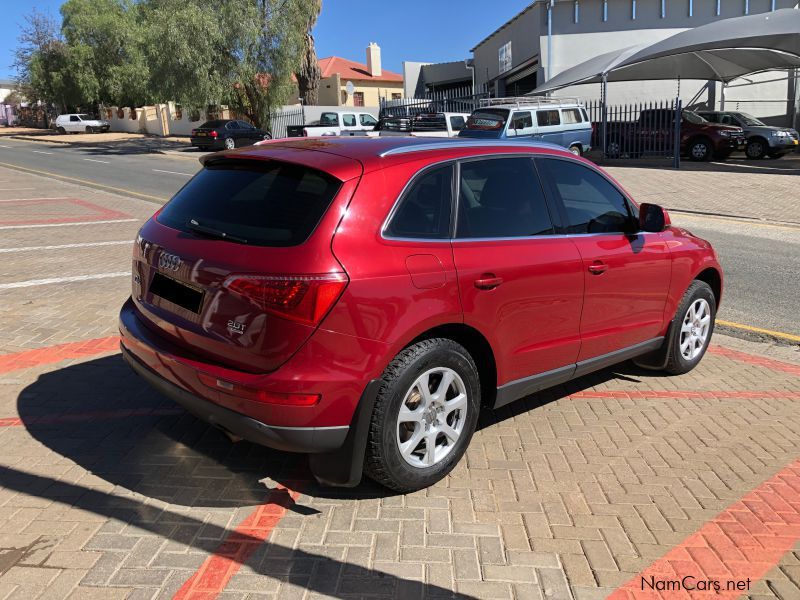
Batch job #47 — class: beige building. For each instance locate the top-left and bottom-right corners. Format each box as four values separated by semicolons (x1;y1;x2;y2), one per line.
317;43;404;107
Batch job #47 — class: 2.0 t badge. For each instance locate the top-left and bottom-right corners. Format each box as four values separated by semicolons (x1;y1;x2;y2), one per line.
158;252;181;272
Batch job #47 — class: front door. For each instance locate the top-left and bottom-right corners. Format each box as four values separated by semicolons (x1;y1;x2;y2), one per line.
538;157;671;361
452;156;584;389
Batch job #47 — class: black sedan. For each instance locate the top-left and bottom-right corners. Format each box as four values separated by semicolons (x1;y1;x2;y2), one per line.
190;119;272;150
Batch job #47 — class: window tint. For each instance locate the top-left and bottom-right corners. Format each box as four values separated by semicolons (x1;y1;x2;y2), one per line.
360;113;377;126
225;121;239;129
157;161;341;247
510;111;532;130
69;115;80;122
342;114;357;127
561;108;582;124
386;166;452;239
449;116;465;131
540;159;632;234
319;113;338;126
537;110;560;127
238;121;254;129
457;158;553;238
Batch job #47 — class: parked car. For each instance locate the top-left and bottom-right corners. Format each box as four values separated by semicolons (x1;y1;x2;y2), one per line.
378;112;469;137
604;109;746;161
459;97;593;155
54;113;110;134
286;110;378;137
120;136;722;492
695;110;799;159
190;119;271;151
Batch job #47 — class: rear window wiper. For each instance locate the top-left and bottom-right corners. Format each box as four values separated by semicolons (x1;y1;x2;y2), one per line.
187;219;249;244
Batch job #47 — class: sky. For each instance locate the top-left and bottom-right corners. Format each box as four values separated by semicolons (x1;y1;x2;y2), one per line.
0;0;533;81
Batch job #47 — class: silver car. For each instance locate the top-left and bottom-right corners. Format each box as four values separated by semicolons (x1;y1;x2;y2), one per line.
54;113;111;134
697;111;799;159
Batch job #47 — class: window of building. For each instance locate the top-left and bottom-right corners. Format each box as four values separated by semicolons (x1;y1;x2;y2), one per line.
353;91;364;107
392;93;401;100
456;158;553;239
342;114;357;127
536;110;561;127
386;165;453;239
561;109;582;124
499;42;512;75
540;159;633;234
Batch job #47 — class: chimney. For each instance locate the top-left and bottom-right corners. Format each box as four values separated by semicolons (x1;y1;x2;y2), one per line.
366;42;382;77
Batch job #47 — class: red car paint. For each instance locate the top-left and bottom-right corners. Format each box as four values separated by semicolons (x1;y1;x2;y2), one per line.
120;137;722;470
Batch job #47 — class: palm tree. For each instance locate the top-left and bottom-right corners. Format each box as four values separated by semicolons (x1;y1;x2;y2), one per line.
296;0;321;105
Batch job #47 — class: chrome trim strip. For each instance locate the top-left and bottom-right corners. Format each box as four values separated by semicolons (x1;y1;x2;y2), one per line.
378;139;568;158
266;424;349;432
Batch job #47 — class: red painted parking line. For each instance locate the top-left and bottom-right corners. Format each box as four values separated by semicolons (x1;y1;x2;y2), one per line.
0;336;120;374
608;458;800;600
708;346;800;377
173;485;301;600
571;390;800;400
0;198;131;225
0;407;183;427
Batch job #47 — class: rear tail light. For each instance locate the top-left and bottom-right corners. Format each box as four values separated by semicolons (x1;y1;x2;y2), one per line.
210;130;218;138
223;273;348;326
197;373;320;405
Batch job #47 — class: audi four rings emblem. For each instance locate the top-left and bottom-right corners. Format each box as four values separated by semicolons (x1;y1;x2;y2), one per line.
158;252;182;271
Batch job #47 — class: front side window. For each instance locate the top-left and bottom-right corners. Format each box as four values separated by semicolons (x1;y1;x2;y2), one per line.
561;108;582;124
510;111;533;131
540;158;633;234
342;114;357;127
537;110;561;127
449;116;465;131
360;113;378;126
70;115;80;122
238;121;254;129
385;165;453;239
457;158;553;238
319;113;338;126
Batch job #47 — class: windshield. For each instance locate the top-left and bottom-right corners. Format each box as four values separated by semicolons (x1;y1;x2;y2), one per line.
682;110;707;125
157;160;341;247
734;112;766;126
464;109;508;131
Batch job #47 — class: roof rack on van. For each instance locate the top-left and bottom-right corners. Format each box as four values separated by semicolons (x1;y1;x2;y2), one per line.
478;96;582;108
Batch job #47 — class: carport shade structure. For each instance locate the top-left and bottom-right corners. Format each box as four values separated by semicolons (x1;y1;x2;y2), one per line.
532;8;800;94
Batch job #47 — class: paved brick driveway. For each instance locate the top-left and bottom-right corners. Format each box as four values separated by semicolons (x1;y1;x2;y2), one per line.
0;165;799;599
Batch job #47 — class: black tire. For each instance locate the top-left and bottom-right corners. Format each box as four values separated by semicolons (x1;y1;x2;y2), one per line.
663;280;716;375
56;127;66;134
364;338;480;492
688;138;712;162
85;126;93;134
605;139;622;158
745;138;767;160
263;132;272;141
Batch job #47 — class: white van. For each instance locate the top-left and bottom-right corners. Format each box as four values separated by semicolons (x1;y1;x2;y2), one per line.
55;114;111;134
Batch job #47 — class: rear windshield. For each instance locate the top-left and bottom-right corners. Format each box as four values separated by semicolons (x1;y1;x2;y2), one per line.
464;109;508;131
157;161;341;247
199;120;227;129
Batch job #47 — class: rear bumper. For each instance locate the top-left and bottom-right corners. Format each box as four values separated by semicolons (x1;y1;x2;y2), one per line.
121;345;347;453
190;137;219;147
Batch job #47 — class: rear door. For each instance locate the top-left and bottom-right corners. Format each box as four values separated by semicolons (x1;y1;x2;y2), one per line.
506;111;534;139
451;156;584;393
534;109;564;146
537;157;671;362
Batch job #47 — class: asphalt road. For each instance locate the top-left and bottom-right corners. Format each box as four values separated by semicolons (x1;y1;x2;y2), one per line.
0;136;797;340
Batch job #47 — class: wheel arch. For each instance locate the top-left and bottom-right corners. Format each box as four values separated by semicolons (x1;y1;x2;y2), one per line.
694;267;722;308
406;323;498;408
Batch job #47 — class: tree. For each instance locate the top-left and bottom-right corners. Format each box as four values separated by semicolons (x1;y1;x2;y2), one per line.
13;9;80;120
296;0;322;105
142;0;318;129
60;0;151;108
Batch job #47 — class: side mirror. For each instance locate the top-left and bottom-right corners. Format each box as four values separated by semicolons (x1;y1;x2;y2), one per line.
639;203;669;232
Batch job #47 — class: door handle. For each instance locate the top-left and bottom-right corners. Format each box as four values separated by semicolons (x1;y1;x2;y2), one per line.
474;275;503;290
588;261;608;275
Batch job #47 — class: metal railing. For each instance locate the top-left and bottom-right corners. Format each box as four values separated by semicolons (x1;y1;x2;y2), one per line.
478;96;581;108
267;106;305;139
380;84;489;118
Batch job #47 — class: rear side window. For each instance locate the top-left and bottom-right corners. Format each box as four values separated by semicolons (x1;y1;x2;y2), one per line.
457;158;553;238
539;159;632;234
342;114;357;127
385;165;453;239
157;161;341;247
537;110;561;127
561;109;582;124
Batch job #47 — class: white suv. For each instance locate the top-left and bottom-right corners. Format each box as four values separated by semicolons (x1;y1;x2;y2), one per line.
55;114;111;134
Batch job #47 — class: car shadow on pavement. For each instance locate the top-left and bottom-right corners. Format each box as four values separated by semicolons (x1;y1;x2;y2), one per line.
0;465;475;599
594;155;800;176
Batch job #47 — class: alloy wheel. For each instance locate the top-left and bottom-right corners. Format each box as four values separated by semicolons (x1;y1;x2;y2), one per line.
225;137;236;150
691;142;708;160
746;141;764;159
396;367;468;469
679;298;711;360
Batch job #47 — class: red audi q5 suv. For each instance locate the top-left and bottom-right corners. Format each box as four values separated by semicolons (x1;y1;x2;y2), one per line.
120;137;722;491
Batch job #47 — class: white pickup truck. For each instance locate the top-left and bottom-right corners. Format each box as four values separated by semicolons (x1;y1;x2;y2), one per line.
286;110;379;137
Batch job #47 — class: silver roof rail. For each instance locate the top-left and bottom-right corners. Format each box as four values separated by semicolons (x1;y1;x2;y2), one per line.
478;96;582;108
378;138;568;158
